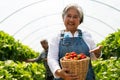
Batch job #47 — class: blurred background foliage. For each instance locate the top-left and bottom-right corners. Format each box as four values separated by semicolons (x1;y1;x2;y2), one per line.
98;29;120;59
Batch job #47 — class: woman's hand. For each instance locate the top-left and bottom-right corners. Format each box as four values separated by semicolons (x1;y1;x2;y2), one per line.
89;45;103;58
55;68;79;80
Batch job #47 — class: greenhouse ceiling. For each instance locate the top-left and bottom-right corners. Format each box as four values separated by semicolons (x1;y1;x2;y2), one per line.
0;0;120;52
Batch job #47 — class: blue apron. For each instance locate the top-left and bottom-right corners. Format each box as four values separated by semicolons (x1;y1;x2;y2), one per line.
54;29;95;80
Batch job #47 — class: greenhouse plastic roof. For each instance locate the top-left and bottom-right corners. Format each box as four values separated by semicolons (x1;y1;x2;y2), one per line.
0;0;120;52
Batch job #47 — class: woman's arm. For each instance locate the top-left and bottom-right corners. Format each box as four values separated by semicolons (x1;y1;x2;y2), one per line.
82;31;102;60
47;34;61;78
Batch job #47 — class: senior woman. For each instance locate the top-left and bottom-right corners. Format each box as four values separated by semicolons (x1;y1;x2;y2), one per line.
48;3;102;80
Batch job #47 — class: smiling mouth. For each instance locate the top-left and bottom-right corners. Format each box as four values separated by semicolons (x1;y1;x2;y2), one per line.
68;22;75;26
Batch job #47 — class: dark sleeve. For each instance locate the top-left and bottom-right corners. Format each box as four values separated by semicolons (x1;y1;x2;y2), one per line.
33;53;43;62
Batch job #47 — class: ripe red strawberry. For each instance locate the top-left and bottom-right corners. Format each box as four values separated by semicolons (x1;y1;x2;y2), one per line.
70;52;77;56
65;53;70;56
73;57;78;60
80;53;86;59
81;55;86;59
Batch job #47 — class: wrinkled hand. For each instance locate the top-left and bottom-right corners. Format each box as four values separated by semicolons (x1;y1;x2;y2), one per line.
89;45;102;58
55;68;79;80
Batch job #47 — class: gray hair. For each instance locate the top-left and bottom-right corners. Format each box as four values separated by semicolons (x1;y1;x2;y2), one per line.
62;4;84;24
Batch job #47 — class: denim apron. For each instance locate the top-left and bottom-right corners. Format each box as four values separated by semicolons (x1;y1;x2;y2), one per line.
54;29;95;80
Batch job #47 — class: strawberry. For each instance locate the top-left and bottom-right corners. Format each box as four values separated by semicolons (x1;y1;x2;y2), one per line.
73;57;78;60
81;55;86;59
63;52;87;60
77;54;82;59
71;52;77;56
79;53;86;59
65;53;70;56
65;54;71;59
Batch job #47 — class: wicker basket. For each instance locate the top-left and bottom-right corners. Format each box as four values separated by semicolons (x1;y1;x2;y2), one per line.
60;56;90;80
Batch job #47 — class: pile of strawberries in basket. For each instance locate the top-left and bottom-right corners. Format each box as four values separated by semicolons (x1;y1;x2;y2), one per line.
63;51;87;60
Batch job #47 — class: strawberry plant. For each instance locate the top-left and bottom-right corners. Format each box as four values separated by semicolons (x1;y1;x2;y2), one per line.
98;29;120;59
0;60;45;80
92;57;120;80
0;30;39;61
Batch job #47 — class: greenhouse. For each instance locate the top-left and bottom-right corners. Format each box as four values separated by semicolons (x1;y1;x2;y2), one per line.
0;0;120;80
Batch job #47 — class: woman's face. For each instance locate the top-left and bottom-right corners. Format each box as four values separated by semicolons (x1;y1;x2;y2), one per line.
63;8;80;32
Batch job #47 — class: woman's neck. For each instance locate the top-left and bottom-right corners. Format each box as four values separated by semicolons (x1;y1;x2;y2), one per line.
65;29;77;36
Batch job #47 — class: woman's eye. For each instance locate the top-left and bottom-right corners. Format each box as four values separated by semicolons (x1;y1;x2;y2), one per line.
66;15;79;19
67;15;71;18
73;16;78;19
